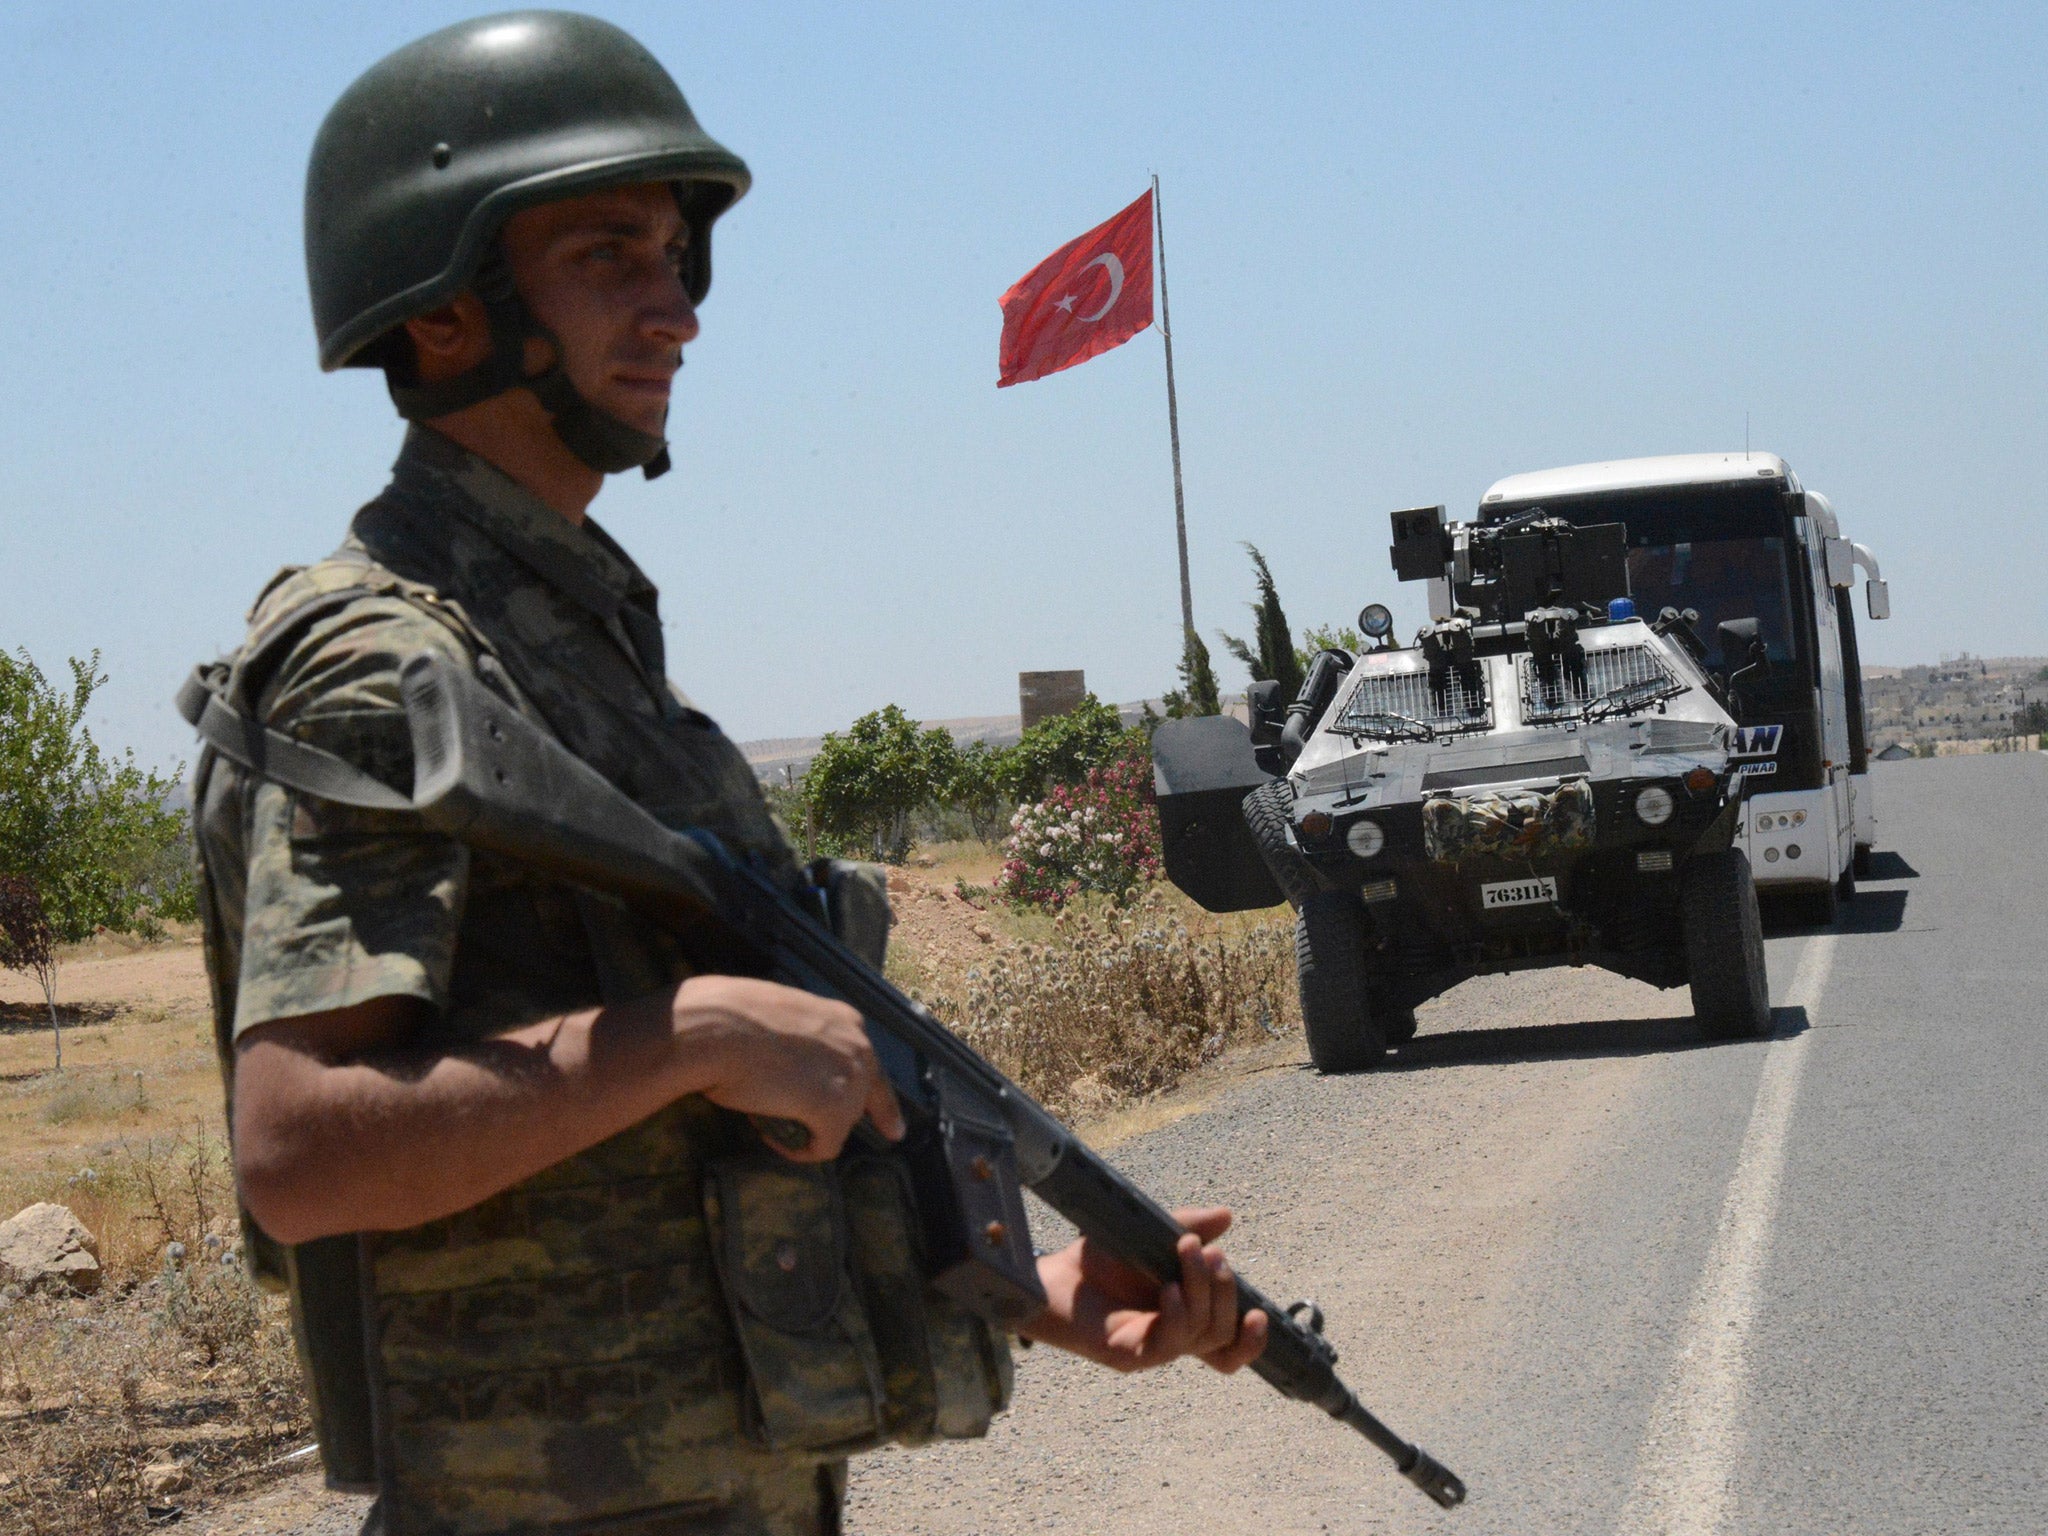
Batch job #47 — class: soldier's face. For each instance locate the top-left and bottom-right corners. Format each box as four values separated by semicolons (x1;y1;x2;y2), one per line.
499;184;699;438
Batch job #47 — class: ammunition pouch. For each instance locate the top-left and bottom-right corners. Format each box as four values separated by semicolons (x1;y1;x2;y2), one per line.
704;1151;1010;1455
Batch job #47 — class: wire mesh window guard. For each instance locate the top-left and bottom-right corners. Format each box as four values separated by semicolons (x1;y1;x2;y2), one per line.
1335;666;1492;739
1519;643;1683;722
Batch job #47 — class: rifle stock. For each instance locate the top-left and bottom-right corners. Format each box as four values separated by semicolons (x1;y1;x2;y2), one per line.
398;653;1466;1510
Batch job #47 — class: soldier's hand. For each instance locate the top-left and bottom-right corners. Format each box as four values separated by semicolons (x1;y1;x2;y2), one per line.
1022;1206;1269;1375
671;975;903;1161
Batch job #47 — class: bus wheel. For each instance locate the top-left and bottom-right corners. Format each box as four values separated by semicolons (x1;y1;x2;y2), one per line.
1297;891;1386;1072
1684;849;1773;1041
1853;844;1873;880
1803;873;1842;927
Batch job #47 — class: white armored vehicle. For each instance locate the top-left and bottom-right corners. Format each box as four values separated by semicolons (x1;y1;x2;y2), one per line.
1154;452;1887;1072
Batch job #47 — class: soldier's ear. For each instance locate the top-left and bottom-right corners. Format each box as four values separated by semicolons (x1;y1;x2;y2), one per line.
402;295;491;382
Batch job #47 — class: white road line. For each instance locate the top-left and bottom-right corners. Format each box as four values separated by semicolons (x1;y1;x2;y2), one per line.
1618;933;1837;1536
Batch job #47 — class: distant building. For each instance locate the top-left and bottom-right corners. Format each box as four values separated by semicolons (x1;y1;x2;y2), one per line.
1019;670;1088;731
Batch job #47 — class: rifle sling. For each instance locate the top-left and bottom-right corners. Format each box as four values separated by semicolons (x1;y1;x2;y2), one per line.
176;666;413;813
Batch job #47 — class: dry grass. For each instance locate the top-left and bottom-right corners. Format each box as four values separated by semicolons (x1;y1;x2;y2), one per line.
0;936;305;1534
0;1130;307;1536
907;883;1300;1120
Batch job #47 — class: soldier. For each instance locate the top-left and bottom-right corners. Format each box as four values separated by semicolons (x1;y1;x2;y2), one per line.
186;13;1265;1536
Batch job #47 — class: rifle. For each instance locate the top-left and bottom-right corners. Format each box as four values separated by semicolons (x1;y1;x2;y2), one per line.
397;652;1466;1509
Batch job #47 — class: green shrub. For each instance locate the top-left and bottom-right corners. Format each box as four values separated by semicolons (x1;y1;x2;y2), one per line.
803;705;962;862
996;753;1160;910
994;694;1136;804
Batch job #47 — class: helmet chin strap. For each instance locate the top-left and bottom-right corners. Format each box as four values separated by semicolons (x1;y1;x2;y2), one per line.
386;255;672;480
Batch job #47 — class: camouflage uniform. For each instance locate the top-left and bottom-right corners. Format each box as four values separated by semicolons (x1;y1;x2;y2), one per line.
193;428;1007;1536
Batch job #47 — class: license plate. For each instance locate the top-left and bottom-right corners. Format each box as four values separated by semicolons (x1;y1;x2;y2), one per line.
1481;876;1558;910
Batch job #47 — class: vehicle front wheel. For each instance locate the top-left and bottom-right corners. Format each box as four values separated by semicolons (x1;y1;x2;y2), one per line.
1683;848;1772;1041
1296;891;1386;1072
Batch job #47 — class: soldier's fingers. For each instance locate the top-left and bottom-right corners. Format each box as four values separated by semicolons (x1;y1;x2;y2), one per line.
1172;1206;1234;1243
1174;1232;1214;1339
1147;1280;1189;1367
864;1068;905;1142
1205;1307;1269;1375
1200;1245;1240;1351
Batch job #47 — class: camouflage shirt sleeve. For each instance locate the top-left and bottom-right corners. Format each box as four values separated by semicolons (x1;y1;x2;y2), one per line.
232;596;474;1038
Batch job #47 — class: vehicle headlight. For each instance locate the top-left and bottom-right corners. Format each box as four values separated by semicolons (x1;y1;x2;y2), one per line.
1345;819;1386;859
1634;786;1675;826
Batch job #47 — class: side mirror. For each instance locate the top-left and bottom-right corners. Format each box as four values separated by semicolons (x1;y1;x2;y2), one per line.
1824;536;1855;589
1246;679;1288;745
1717;616;1762;652
1866;579;1891;621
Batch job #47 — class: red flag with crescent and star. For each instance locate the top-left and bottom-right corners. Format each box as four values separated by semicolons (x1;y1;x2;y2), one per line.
998;190;1155;387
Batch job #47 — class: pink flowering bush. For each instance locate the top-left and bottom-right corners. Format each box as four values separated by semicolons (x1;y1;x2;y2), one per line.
995;754;1161;909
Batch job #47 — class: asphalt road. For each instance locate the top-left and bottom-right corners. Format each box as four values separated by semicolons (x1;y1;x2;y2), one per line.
848;753;2047;1534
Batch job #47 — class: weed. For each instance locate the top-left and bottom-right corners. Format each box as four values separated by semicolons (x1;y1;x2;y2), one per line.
916;897;1297;1117
35;1074;148;1128
0;1128;305;1534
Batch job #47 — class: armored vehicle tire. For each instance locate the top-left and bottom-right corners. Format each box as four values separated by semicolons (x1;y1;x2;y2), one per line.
1853;844;1873;880
1244;781;1318;908
1297;892;1386;1072
1683;848;1772;1041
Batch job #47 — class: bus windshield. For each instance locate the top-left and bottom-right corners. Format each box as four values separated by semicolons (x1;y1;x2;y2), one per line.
1496;486;1800;671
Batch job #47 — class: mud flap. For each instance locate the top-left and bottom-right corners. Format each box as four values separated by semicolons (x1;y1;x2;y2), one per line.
1151;717;1284;912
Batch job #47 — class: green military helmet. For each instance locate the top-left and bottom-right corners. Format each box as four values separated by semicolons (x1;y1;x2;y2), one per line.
307;11;749;477
308;9;749;371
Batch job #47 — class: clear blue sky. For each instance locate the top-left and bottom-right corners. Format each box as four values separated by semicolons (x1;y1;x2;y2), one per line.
2;2;2043;774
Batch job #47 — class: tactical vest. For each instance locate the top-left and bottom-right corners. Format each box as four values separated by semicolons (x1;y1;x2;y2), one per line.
190;555;1011;1534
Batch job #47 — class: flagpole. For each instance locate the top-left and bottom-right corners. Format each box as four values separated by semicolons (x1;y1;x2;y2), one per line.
1153;172;1195;644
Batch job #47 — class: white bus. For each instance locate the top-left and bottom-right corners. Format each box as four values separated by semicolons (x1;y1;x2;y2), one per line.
1458;453;1891;922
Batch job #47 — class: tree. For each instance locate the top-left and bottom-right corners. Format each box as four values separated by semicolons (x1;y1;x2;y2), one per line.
1297;622;1365;677
0;876;62;1070
803;705;962;862
945;741;1015;842
1161;628;1221;718
1218;544;1306;702
996;694;1138;803
0;649;194;942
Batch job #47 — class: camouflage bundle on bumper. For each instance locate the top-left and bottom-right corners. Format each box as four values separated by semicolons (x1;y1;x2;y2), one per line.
1423;778;1595;864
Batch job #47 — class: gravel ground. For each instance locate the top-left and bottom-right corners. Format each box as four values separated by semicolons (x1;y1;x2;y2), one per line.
844;967;1685;1535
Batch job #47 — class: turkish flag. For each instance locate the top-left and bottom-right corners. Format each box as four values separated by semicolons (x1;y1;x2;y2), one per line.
998;190;1155;387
